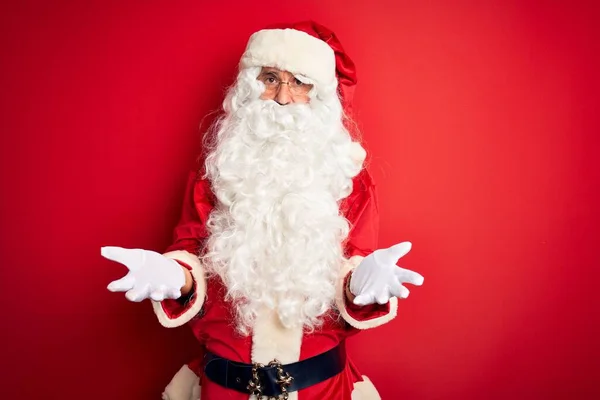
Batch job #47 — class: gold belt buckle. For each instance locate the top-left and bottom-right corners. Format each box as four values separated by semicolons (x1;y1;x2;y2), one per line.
247;359;294;400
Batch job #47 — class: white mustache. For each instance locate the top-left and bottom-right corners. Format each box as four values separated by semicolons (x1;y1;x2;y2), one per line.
239;100;313;135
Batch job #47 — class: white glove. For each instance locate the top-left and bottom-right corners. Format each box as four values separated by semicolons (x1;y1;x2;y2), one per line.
101;246;186;302
349;241;424;306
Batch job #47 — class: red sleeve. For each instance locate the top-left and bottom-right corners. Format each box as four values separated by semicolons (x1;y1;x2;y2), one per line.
164;170;215;255
153;170;214;325
342;168;380;258
340;169;392;325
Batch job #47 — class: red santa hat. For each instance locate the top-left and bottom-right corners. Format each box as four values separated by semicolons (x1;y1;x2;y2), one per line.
240;21;358;115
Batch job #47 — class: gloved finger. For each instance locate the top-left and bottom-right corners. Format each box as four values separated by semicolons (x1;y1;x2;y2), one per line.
125;283;151;302
385;242;412;262
101;246;143;270
150;288;167;302
353;294;373;306
376;291;390;304
107;274;135;292
389;279;410;299
395;267;424;286
166;288;182;300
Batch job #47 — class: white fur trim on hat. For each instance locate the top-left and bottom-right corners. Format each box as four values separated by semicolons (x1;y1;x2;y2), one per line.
240;28;336;87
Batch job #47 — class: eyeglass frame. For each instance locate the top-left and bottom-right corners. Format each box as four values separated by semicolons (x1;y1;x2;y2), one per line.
256;70;314;96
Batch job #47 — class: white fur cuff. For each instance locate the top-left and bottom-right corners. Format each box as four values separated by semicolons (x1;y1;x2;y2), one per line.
335;256;398;329
152;250;206;328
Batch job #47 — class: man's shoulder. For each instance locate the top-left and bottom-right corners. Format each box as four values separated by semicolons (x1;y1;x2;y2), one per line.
340;168;376;220
189;169;217;206
351;167;376;194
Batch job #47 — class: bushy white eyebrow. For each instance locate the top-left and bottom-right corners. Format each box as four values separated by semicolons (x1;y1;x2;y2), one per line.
294;74;314;85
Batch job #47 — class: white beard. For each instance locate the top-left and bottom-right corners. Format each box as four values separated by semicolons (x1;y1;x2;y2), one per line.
203;80;362;335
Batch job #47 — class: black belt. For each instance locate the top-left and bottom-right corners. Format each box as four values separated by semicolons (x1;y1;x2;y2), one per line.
203;343;346;398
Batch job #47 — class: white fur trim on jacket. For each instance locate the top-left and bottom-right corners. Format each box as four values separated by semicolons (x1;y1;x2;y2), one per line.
335;256;398;329
251;307;303;400
351;375;381;400
162;364;201;400
240;28;336;88
151;250;206;328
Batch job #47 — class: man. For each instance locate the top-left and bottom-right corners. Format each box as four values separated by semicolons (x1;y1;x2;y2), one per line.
102;21;424;400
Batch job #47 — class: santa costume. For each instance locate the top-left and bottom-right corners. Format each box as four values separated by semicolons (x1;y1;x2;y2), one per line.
103;20;424;400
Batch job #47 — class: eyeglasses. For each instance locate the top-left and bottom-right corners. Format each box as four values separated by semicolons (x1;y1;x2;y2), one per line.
257;71;313;96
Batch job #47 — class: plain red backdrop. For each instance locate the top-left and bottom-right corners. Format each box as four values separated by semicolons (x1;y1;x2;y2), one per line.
1;1;598;399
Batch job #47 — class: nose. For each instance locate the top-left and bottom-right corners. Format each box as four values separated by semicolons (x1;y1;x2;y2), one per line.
275;83;292;105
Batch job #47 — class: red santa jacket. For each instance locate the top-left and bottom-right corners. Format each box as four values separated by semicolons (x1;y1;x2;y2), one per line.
154;168;398;400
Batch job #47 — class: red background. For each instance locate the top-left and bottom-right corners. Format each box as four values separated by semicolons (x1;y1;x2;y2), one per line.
1;1;598;399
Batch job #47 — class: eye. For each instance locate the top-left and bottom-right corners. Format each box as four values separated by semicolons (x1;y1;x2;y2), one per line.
294;78;304;86
260;73;279;85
